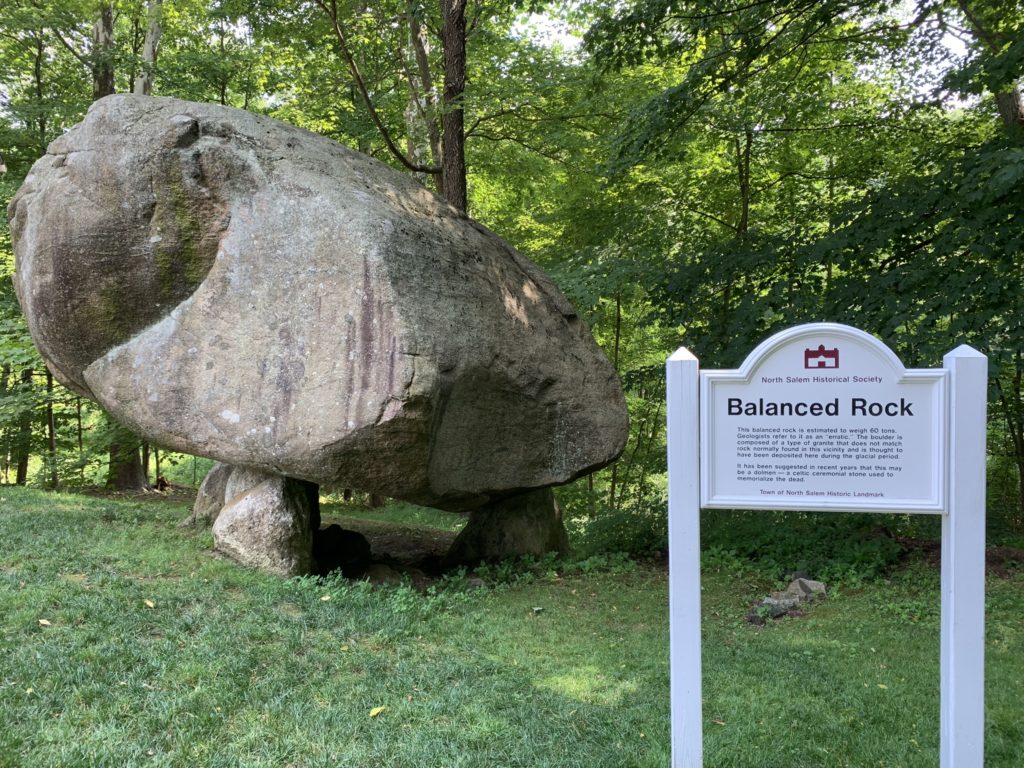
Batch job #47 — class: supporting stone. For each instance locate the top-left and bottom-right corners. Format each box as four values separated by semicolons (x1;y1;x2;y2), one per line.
180;461;233;527
212;469;316;577
443;488;569;566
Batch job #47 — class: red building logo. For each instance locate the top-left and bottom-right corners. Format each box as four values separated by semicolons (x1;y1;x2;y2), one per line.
804;344;839;369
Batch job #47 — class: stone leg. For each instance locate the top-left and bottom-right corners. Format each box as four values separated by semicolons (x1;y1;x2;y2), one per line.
180;461;233;527
443;487;569;567
211;468;316;577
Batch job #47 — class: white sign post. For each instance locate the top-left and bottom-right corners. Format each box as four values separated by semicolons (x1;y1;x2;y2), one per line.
666;323;986;768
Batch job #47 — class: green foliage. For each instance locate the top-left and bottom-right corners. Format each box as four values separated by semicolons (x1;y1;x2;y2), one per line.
702;509;913;586
567;491;668;557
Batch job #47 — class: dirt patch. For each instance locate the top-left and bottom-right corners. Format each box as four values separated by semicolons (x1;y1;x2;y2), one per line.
985;546;1024;578
81;485;197;506
896;536;1024;578
325;515;458;573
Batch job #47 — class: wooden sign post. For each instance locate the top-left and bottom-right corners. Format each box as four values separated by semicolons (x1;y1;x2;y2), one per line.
666;323;986;767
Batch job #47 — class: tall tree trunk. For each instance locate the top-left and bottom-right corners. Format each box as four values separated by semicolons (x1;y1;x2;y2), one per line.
0;365;10;484
996;88;1024;132
33;36;47;151
45;370;57;489
92;4;115;100
1007;356;1024;519
105;418;148;490
218;24;228;105
15;368;33;485
608;294;622;508
735;127;752;237
133;0;162;96
408;4;442;179
440;0;468;212
76;397;84;479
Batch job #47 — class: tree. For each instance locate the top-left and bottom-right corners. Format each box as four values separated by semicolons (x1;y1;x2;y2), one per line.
133;0;163;95
582;0;1024;521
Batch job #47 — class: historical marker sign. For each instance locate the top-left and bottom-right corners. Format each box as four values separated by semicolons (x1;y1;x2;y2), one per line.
666;323;987;768
700;324;946;512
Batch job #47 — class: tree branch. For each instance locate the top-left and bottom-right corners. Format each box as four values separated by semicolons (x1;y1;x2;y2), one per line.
468;130;579;168
49;27;93;70
678;201;740;233
314;0;440;175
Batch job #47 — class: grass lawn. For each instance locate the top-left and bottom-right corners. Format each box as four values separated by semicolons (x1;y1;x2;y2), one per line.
1;487;1022;767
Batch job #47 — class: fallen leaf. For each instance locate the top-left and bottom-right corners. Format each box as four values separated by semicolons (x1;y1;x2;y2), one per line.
877;684;888;690
369;706;387;718
320;595;332;602
144;600;155;609
340;645;350;652
38;619;52;627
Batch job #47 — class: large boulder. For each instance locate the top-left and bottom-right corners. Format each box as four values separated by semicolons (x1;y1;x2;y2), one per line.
9;95;628;513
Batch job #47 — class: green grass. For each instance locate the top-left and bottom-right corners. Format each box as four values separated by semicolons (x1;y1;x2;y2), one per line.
1;487;1022;767
320;498;466;533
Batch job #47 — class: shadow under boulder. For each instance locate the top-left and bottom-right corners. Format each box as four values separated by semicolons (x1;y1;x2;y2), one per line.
313;524;373;578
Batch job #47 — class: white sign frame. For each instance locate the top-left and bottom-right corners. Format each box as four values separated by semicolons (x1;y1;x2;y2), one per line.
666;323;986;768
700;324;947;513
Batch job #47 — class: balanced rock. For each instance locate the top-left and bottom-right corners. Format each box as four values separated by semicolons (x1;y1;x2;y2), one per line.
9;95;628;512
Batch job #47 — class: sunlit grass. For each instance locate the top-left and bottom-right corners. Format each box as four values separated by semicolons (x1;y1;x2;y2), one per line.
0;487;1022;766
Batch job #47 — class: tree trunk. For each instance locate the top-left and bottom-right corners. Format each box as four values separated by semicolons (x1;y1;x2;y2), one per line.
15;368;33;486
0;365;9;483
408;5;442;178
45;370;57;489
33;36;47;152
105;418;148;490
440;0;468;212
996;88;1024;132
608;294;622;508
92;4;115;100
76;397;84;480
954;2;1023;133
218;23;228;105
735;127;752;236
133;0;162;96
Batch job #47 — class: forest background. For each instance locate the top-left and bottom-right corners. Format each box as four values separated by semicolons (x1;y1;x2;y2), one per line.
1;0;1023;551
